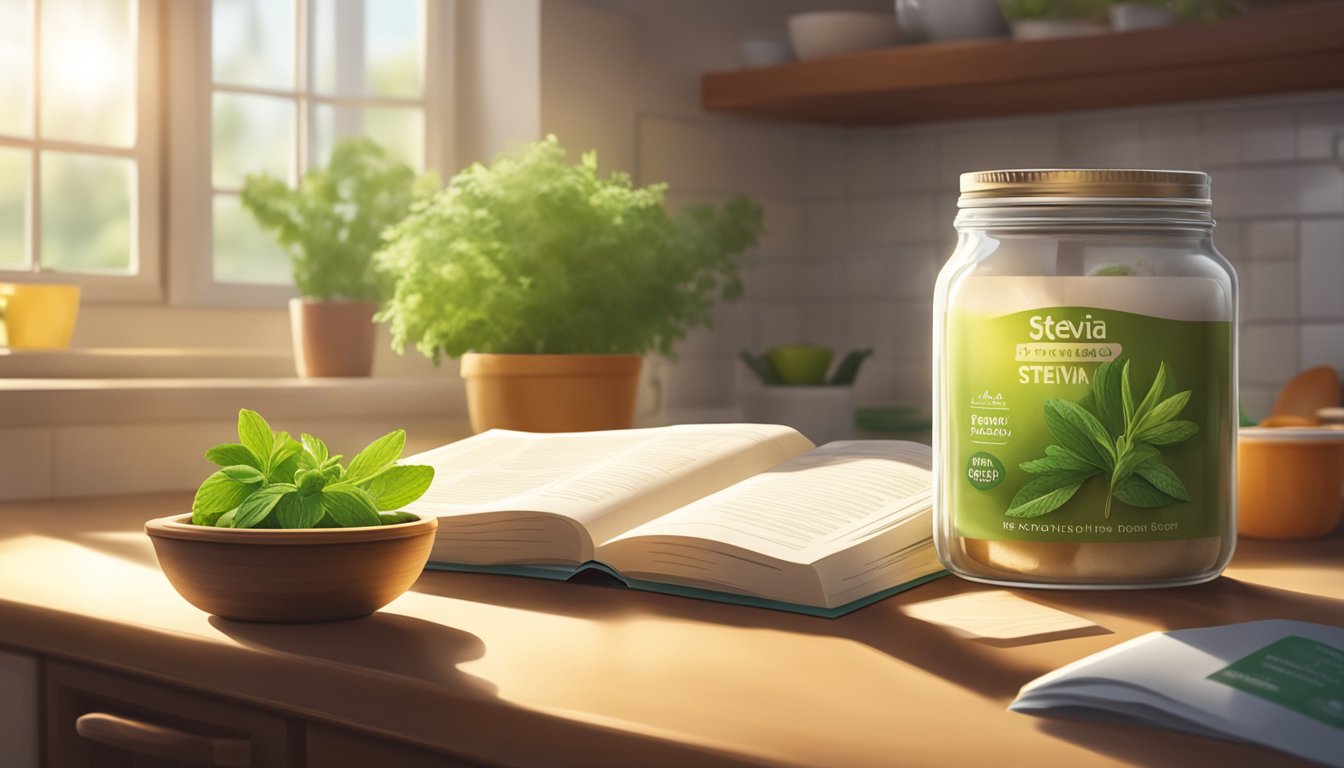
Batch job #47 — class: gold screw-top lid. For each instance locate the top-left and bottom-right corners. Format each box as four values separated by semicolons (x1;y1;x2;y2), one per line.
959;169;1210;205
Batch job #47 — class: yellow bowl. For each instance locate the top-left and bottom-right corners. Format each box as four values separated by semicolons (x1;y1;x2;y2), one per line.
1237;427;1344;540
0;282;81;349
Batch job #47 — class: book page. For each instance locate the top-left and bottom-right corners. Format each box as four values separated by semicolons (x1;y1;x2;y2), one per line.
603;441;933;563
404;424;814;555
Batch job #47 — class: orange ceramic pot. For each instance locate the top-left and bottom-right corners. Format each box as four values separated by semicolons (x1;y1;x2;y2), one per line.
289;298;377;377
1237;427;1344;540
460;353;642;433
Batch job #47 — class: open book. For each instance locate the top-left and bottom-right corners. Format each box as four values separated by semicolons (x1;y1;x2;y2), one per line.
404;424;944;617
1011;620;1344;766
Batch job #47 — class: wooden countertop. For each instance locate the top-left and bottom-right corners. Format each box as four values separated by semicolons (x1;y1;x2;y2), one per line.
0;493;1339;767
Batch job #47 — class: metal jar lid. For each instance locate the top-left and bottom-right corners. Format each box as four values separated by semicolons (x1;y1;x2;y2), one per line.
959;169;1210;207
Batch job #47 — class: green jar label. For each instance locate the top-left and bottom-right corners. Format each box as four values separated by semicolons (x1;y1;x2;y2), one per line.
948;303;1232;543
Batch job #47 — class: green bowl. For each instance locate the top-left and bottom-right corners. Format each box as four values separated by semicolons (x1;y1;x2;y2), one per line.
767;345;833;385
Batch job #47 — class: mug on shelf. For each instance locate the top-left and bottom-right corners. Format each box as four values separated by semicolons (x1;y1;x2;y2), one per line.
0;282;81;349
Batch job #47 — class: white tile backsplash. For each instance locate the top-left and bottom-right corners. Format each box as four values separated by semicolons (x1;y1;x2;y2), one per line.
640;91;1344;414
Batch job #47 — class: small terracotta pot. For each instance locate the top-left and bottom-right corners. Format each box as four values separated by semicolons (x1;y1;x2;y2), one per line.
1238;427;1344;540
460;353;642;433
289;299;377;378
145;513;437;622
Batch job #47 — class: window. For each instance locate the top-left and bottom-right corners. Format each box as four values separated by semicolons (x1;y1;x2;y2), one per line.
168;0;453;306
0;0;162;302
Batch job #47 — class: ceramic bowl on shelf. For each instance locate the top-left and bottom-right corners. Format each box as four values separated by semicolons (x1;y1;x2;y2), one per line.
145;513;437;622
787;11;902;60
894;0;1008;41
1237;427;1344;540
1108;2;1178;31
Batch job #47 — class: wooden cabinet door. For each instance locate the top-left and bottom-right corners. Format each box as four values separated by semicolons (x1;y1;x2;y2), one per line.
0;647;39;768
46;662;295;768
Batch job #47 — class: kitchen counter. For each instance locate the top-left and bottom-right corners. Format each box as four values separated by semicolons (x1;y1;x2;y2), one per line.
0;493;1340;766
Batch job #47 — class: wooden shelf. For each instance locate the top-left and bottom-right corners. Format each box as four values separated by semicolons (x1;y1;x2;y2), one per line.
700;3;1344;125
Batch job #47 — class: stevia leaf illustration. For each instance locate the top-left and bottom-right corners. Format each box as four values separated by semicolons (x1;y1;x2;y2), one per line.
1006;469;1098;518
1114;474;1179;508
1135;461;1190;502
1021;444;1098;475
1092;359;1126;439
1136;419;1198;447
1134;389;1192;436
1043;399;1116;471
1121;360;1135;430
1112;438;1159;486
1132;362;1169;429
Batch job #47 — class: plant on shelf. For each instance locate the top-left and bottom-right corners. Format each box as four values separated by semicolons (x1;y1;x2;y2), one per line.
375;134;764;433
999;0;1109;39
190;409;435;529
241;138;439;378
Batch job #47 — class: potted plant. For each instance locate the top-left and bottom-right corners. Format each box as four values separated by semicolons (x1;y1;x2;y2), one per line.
999;0;1109;39
374;135;764;433
145;409;437;622
738;347;871;444
1106;0;1177;31
241;138;439;378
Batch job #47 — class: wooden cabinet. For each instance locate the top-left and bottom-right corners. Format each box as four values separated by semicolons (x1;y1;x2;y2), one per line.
0;647;39;768
41;660;491;768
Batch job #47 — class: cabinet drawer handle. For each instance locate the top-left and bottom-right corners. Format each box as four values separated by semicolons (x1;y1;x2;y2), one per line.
75;712;251;767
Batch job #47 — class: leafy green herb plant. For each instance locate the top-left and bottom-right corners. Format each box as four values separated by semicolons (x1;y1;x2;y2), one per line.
1008;359;1198;519
241;138;440;302
191;409;435;529
374;135;764;361
999;0;1107;21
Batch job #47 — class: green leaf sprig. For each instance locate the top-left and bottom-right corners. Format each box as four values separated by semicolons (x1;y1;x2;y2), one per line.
191;409;435;529
1007;359;1198;520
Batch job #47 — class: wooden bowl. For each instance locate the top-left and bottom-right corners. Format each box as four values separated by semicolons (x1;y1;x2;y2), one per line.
145;513;437;622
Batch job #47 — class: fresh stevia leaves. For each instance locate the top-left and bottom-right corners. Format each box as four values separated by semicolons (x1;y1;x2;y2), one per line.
1006;469;1099;518
237;409;275;468
215;509;238;528
220;464;265;484
192;470;258;518
298;433;330;470
378;512;419;525
1114;474;1179;508
1135;460;1190;502
1043;399;1115;471
344;429;406;484
232;483;297;528
206;443;258;470
1136;419;1198;446
320;484;382;527
361;464;435;511
274;491;325;529
1091;360;1126;439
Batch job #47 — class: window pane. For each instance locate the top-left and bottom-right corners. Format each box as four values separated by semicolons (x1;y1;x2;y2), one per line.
212;194;290;284
0;0;33;138
212;0;294;90
212;92;294;189
40;0;136;147
40;151;133;274
312;0;422;98
311;104;423;170
0;148;30;269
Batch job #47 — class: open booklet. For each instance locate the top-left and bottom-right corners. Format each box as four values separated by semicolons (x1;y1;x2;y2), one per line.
403;424;945;617
1011;619;1344;766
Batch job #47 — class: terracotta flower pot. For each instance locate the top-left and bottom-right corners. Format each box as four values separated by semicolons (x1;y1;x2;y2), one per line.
145;513;437;623
289;298;377;378
460;353;642;433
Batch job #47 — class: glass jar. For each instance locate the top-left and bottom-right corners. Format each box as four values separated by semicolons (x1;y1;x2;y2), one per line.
933;170;1237;588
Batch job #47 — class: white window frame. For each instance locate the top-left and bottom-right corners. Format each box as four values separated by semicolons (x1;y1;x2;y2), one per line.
0;0;163;304
166;0;456;308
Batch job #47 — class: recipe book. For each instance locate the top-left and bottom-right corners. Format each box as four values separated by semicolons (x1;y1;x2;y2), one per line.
404;424;945;617
1011;619;1344;767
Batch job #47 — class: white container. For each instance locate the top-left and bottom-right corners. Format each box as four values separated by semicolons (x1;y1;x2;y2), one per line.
787;12;902;60
1009;19;1109;40
895;0;1008;41
1108;2;1179;31
738;385;855;445
738;37;794;68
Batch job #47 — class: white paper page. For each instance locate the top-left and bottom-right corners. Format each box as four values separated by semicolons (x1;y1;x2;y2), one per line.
606;441;933;563
1012;620;1344;767
405;424;812;541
